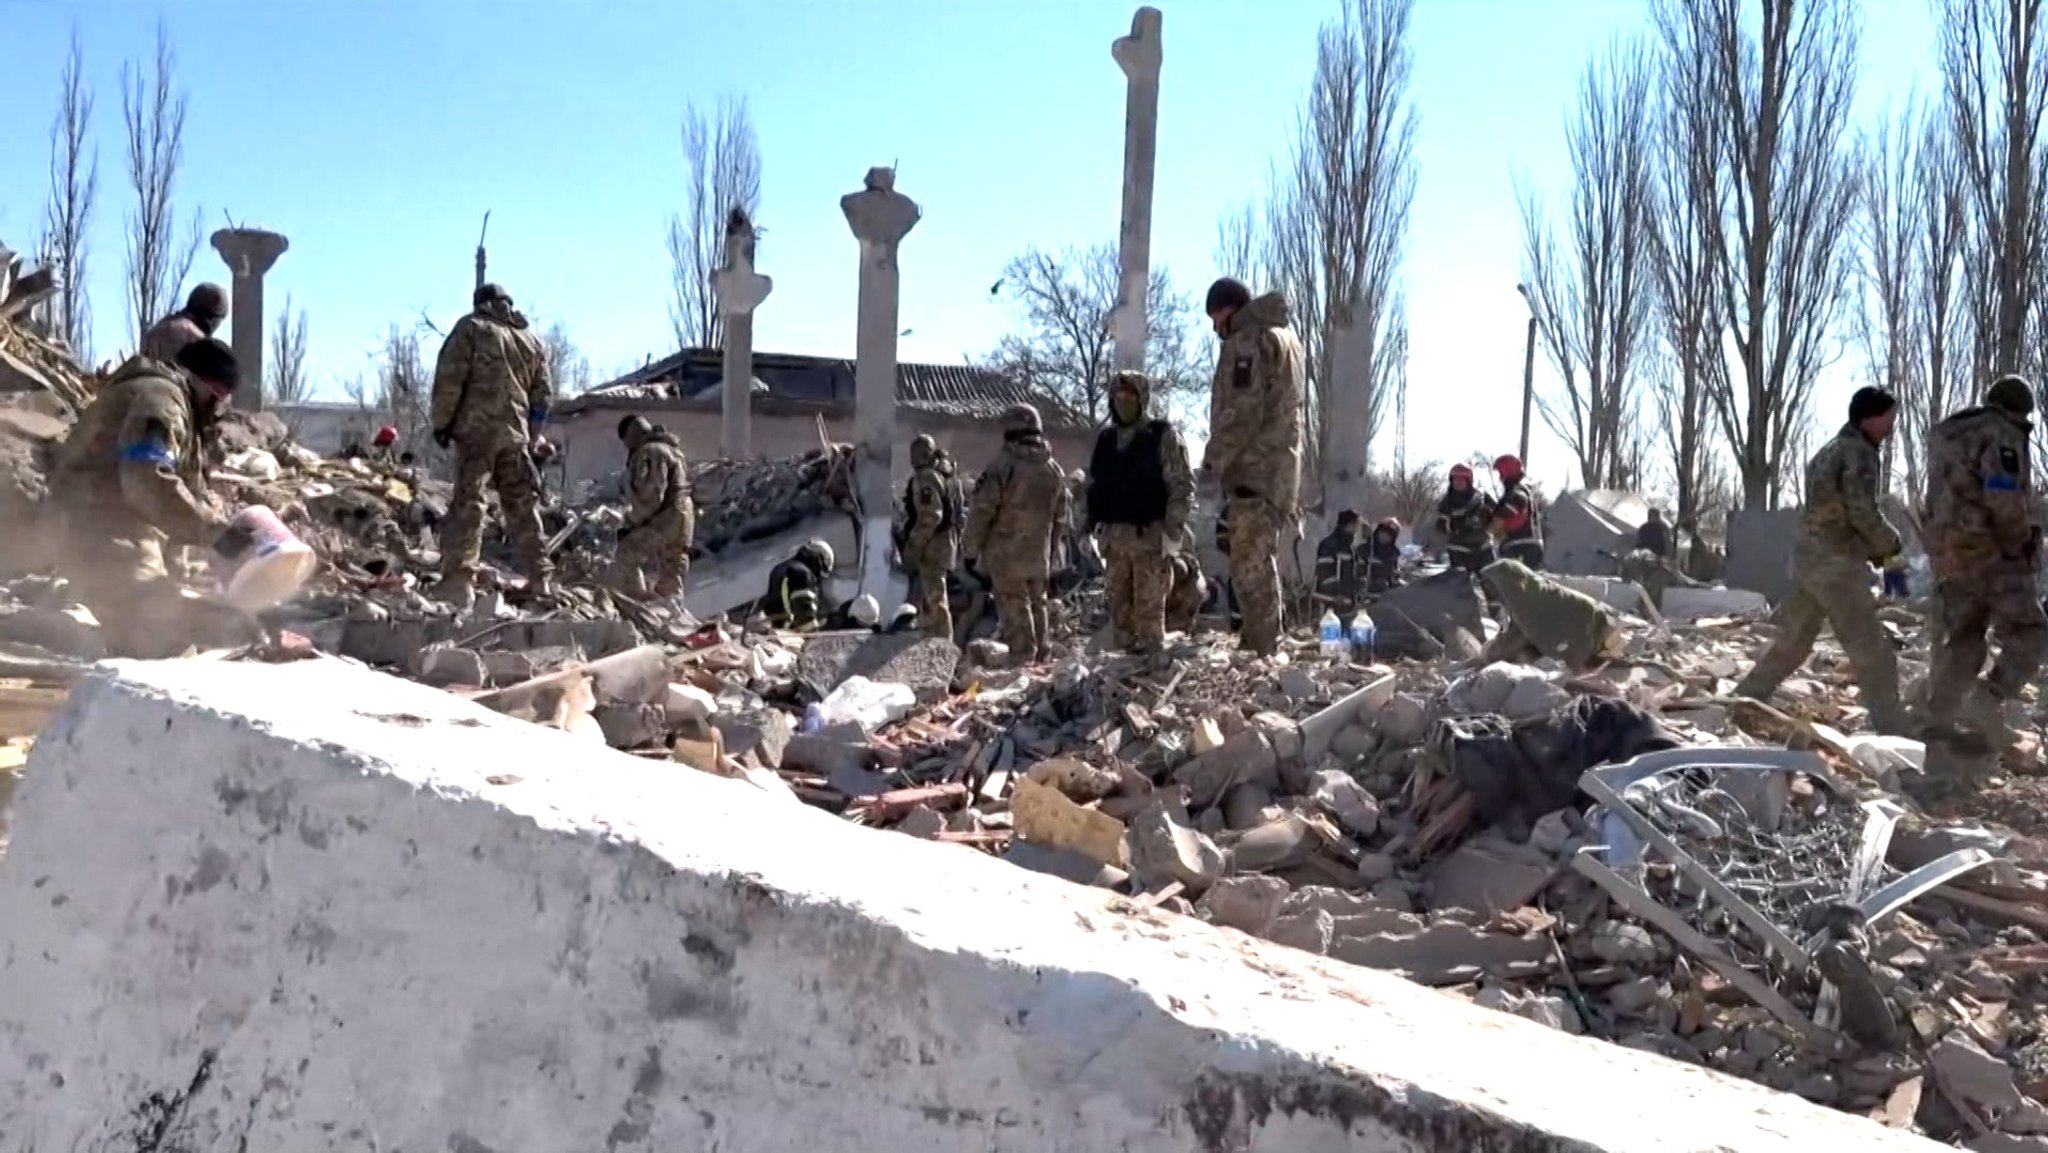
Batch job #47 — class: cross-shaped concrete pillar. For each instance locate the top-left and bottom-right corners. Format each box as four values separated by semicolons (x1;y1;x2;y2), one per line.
1111;7;1163;374
840;167;920;598
713;208;772;460
209;228;290;412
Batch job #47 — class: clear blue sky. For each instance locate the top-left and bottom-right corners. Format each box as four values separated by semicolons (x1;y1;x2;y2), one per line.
0;0;1937;492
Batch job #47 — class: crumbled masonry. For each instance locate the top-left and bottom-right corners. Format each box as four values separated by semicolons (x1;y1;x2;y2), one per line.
2;236;2048;1146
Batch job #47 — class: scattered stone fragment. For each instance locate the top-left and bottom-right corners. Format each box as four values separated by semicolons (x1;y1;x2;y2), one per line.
895;804;945;840
1375;693;1432;747
1172;728;1277;810
1589;921;1659;966
1277;667;1318;702
713;709;795;770
1605;977;1665;1016
1221;782;1277;831
1196;875;1289;936
1330;720;1380;761
664;682;719;724
593;703;666;750
1126;803;1225;896
1355;852;1396;884
414;645;487;688
1425;833;1554;916
1933;1032;2024;1114
1226;814;1319;874
1308;769;1380;837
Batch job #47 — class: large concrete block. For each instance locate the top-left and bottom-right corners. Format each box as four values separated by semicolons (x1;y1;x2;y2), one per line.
1726;508;1802;601
0;659;1940;1152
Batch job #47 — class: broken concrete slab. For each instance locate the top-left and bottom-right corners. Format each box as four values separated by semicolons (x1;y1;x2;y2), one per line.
1426;833;1555;916
1298;668;1396;763
1329;921;1555;985
1170;728;1277;810
1308;769;1379;837
413;646;487;688
1224;814;1319;875
713;708;795;770
0;658;1947;1152
1002;840;1128;889
1012;777;1127;867
797;631;960;703
1933;1032;2025;1114
1195;875;1289;936
594;703;666;750
1126;803;1225;895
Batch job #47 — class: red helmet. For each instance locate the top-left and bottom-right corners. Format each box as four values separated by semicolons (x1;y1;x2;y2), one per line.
1494;454;1523;478
1449;463;1474;482
373;425;399;447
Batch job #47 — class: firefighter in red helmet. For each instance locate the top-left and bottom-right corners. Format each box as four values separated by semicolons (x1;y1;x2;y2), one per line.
1433;463;1496;573
1490;454;1545;570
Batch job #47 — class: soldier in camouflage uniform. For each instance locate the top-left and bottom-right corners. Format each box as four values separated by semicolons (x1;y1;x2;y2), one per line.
901;434;962;640
1085;371;1193;653
1924;375;2047;758
429;283;554;610
614;415;694;599
140;283;227;364
963;403;1068;662
1736;388;1911;734
1202;278;1306;657
48;338;254;657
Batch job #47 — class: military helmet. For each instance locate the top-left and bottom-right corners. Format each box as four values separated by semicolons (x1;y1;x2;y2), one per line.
473;282;511;309
1001;403;1043;435
186;282;229;322
801;539;836;572
910;434;938;468
1988;374;2036;418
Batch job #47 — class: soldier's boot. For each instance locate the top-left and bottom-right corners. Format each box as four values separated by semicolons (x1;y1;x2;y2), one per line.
435;574;476;615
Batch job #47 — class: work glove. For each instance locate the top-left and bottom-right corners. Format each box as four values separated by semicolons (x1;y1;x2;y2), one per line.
211;518;256;562
432;428;453;450
1161;532;1183;558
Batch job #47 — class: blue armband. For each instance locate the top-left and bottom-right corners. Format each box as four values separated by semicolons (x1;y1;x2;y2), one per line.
1987;473;2020;492
528;407;548;426
119;438;175;468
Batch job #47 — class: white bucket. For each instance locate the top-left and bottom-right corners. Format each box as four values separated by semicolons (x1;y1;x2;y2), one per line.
218;506;317;611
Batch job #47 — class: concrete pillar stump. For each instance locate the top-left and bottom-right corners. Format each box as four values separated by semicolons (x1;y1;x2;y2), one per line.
209;228;289;412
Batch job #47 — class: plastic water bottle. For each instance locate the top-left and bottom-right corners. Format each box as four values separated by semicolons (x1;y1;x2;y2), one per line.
1318;609;1345;662
1349;608;1377;664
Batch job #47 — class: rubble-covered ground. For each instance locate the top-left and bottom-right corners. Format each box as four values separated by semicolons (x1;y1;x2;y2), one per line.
7;260;2048;1147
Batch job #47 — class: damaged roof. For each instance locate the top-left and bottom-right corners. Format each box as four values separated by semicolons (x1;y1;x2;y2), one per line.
558;347;1086;429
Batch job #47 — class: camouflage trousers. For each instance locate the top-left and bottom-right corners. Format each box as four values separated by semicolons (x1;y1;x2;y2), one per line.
910;551;954;641
58;513;261;658
1102;523;1171;652
1929;568;2048;731
991;569;1051;661
441;436;552;584
1166;556;1206;634
1736;551;1905;732
1226;492;1286;656
615;502;693;598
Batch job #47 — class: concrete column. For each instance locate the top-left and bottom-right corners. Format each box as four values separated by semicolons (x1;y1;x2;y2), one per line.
208;228;289;412
1320;307;1375;520
712;209;772;461
1110;7;1163;374
840;167;921;598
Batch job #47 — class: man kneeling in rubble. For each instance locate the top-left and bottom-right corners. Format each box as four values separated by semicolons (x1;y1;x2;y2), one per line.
48;338;263;658
763;540;836;630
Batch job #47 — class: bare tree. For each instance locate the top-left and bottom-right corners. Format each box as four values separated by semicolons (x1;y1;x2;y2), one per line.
1648;16;1729;532
1263;0;1417;497
376;325;438;463
265;295;310;406
665;98;762;352
1519;38;1660;491
120;23;199;344
1362;459;1439;536
1915;109;1977;431
985;244;1206;425
1656;0;1865;510
1856;104;1921;489
1940;0;2048;380
1213;201;1267;287
540;321;593;397
41;28;98;358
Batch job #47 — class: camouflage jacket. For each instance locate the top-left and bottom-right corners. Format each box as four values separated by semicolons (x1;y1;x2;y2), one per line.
624;429;691;529
50;356;221;545
140;312;208;365
963;433;1068;579
1799;424;1902;565
1205;292;1305;511
905;462;961;571
430;310;551;446
1926;406;2036;578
